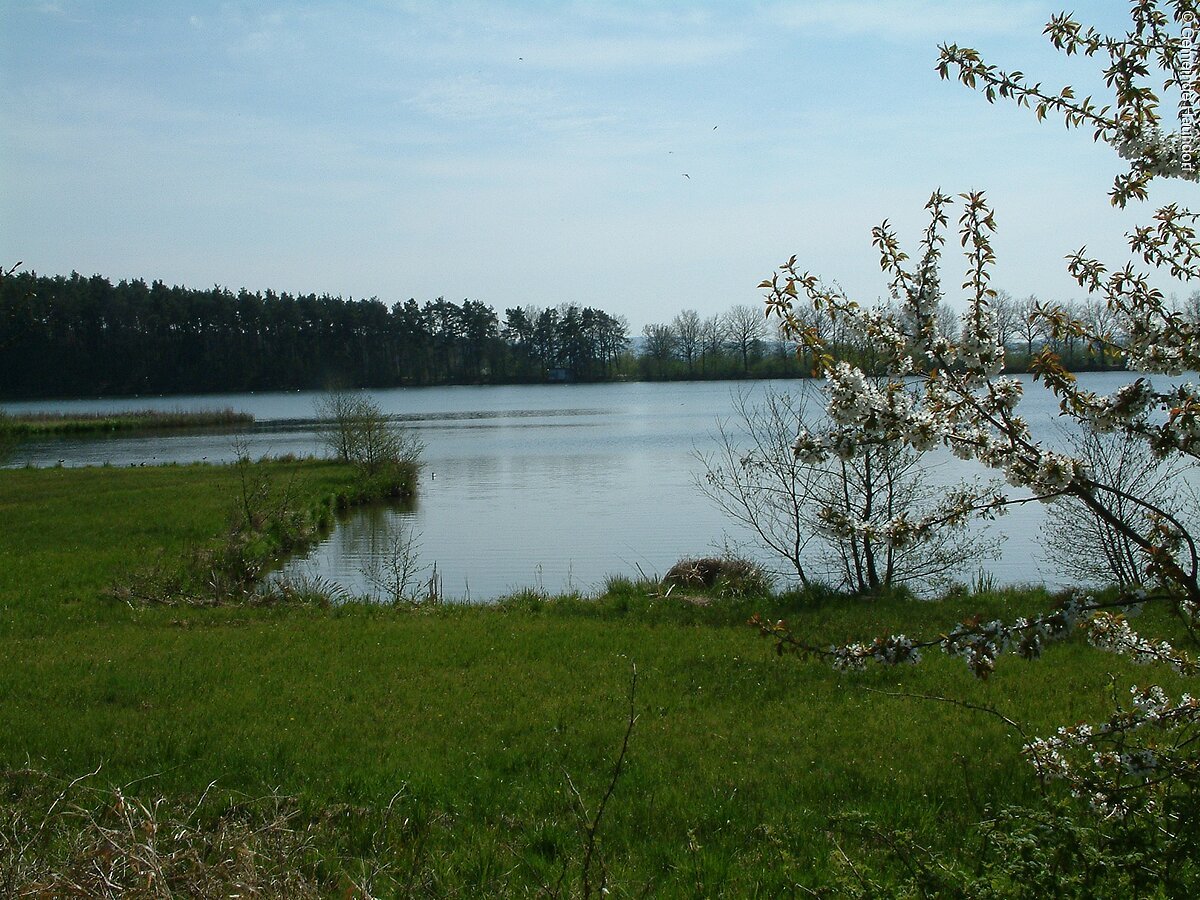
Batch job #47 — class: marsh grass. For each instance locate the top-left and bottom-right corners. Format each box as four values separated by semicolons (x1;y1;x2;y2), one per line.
1;463;1196;893
1;768;338;898
2;408;254;436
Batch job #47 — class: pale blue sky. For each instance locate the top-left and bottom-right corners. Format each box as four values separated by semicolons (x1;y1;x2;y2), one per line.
0;1;1172;329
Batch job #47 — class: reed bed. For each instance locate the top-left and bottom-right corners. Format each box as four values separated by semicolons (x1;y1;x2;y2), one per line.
2;408;253;436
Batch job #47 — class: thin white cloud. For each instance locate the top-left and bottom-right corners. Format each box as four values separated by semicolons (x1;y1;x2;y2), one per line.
355;2;744;72
519;33;744;70
29;0;89;25
405;75;561;124
764;0;1044;40
217;7;308;58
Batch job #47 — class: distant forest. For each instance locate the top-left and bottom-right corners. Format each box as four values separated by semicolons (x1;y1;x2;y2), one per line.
0;271;813;398
0;270;1136;399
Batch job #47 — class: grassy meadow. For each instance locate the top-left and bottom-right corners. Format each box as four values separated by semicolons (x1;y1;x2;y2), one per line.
0;461;1191;895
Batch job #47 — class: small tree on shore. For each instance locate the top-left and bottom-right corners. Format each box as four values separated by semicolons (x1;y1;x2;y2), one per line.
314;389;360;463
314;389;423;479
697;390;819;585
361;519;428;604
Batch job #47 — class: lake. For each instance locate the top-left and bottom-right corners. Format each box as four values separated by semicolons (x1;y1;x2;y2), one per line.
1;374;1152;599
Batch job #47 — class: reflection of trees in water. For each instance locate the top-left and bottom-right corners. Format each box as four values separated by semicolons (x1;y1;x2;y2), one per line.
333;501;418;563
359;517;426;604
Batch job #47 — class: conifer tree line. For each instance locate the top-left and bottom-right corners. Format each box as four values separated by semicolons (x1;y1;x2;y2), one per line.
0;271;790;397
0;271;1169;398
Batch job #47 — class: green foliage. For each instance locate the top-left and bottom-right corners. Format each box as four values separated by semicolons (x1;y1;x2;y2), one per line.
821;797;1200;899
0;272;633;395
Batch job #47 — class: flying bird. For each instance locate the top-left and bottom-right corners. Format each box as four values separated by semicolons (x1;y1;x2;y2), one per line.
682;173;690;179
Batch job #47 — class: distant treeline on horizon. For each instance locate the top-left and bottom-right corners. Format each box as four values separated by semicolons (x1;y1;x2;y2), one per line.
0;271;1124;400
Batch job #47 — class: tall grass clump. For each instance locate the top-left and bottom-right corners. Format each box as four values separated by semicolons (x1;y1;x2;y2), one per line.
0;768;449;898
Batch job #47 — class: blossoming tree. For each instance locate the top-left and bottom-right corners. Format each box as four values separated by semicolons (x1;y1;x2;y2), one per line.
757;1;1200;818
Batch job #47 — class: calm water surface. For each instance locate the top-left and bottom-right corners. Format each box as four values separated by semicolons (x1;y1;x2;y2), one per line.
2;375;1152;599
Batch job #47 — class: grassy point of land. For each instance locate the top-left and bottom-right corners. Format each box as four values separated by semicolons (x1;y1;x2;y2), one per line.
0;461;1192;894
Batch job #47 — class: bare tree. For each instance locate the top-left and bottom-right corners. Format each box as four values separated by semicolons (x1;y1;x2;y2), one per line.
1080;297;1124;363
787;301;834;373
768;319;793;360
361;520;428;604
1045;299;1087;365
640;322;676;362
1013;294;1048;360
722;304;768;374
699;313;724;374
671;309;703;375
697;386;998;592
936;301;960;344
314;389;360;462
1183;290;1200;326
1043;429;1194;588
991;289;1019;351
695;390;820;584
896;300;961;355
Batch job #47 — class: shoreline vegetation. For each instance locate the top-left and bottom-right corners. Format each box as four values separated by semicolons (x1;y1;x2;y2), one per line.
1;459;1190;894
0;407;254;436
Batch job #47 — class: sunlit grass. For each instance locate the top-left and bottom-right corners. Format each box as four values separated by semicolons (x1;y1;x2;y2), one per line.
0;462;1191;893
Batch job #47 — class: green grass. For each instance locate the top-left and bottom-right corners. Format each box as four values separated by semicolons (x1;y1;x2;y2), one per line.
0;462;1194;894
0;461;359;634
